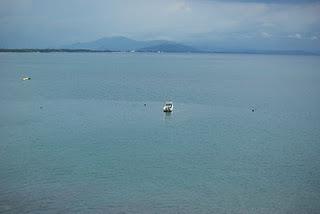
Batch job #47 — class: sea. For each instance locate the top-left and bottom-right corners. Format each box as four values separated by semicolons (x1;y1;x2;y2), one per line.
0;52;320;214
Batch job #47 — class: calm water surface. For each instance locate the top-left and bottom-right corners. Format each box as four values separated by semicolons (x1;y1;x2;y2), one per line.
0;53;320;213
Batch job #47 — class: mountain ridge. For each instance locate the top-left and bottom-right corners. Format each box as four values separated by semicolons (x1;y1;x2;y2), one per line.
3;36;317;55
137;43;199;53
62;36;197;52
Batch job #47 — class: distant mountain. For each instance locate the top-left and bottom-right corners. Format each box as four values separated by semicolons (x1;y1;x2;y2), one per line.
36;36;320;55
64;36;151;51
63;36;180;51
63;36;138;50
137;43;199;53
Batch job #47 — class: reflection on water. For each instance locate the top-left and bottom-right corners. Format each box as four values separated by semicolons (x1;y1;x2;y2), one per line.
163;111;172;121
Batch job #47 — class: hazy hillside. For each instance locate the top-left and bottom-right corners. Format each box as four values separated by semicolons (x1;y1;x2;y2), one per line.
137;43;199;53
63;36;182;51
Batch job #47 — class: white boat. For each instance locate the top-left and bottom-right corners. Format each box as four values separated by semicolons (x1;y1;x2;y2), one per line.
21;77;31;80
163;101;173;112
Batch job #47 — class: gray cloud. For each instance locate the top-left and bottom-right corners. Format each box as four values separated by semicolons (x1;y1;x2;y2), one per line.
0;0;319;50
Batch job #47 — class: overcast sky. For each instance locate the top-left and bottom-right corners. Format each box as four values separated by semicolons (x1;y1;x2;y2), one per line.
0;0;319;50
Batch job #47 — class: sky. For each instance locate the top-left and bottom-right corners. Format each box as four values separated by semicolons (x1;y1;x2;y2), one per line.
0;0;320;50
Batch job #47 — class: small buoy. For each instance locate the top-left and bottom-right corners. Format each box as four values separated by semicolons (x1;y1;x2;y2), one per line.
40;106;43;109
144;103;146;106
252;109;254;112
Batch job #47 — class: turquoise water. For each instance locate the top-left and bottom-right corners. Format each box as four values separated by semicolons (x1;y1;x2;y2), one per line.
0;53;320;213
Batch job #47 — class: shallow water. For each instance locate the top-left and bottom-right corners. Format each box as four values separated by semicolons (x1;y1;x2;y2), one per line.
0;52;320;213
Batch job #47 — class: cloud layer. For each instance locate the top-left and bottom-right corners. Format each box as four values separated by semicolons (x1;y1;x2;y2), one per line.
0;0;319;50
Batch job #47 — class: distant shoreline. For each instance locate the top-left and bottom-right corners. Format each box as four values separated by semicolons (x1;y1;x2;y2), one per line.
0;48;319;56
0;49;113;53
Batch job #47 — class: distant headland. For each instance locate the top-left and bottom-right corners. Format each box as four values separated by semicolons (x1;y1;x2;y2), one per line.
1;36;319;55
0;49;112;53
